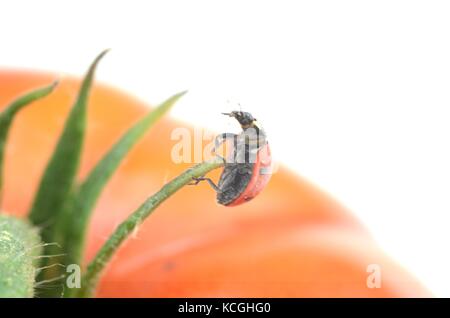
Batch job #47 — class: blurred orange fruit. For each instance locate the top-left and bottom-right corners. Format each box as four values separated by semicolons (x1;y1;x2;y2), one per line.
0;70;430;297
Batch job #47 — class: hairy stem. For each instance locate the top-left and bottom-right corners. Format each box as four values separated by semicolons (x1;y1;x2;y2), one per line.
0;215;42;298
75;158;224;297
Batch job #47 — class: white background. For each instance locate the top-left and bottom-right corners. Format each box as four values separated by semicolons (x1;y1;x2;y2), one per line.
1;0;449;296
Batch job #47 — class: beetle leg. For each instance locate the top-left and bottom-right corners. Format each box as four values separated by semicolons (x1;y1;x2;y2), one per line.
187;177;202;186
213;133;238;163
188;177;222;193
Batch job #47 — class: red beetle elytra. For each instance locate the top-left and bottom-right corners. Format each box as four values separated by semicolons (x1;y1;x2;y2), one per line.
191;111;272;206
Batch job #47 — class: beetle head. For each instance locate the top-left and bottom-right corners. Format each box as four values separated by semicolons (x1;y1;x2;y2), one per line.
222;111;256;127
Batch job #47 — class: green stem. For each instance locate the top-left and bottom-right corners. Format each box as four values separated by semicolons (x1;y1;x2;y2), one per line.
75;158;224;297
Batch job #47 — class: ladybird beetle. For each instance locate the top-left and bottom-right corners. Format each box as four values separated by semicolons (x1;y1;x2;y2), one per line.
190;111;272;206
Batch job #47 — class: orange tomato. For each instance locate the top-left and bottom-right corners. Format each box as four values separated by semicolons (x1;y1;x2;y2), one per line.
0;70;430;297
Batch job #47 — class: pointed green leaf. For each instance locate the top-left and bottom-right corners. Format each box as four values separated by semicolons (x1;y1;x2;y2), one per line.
28;50;108;297
29;50;107;228
62;91;186;297
0;82;57;205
